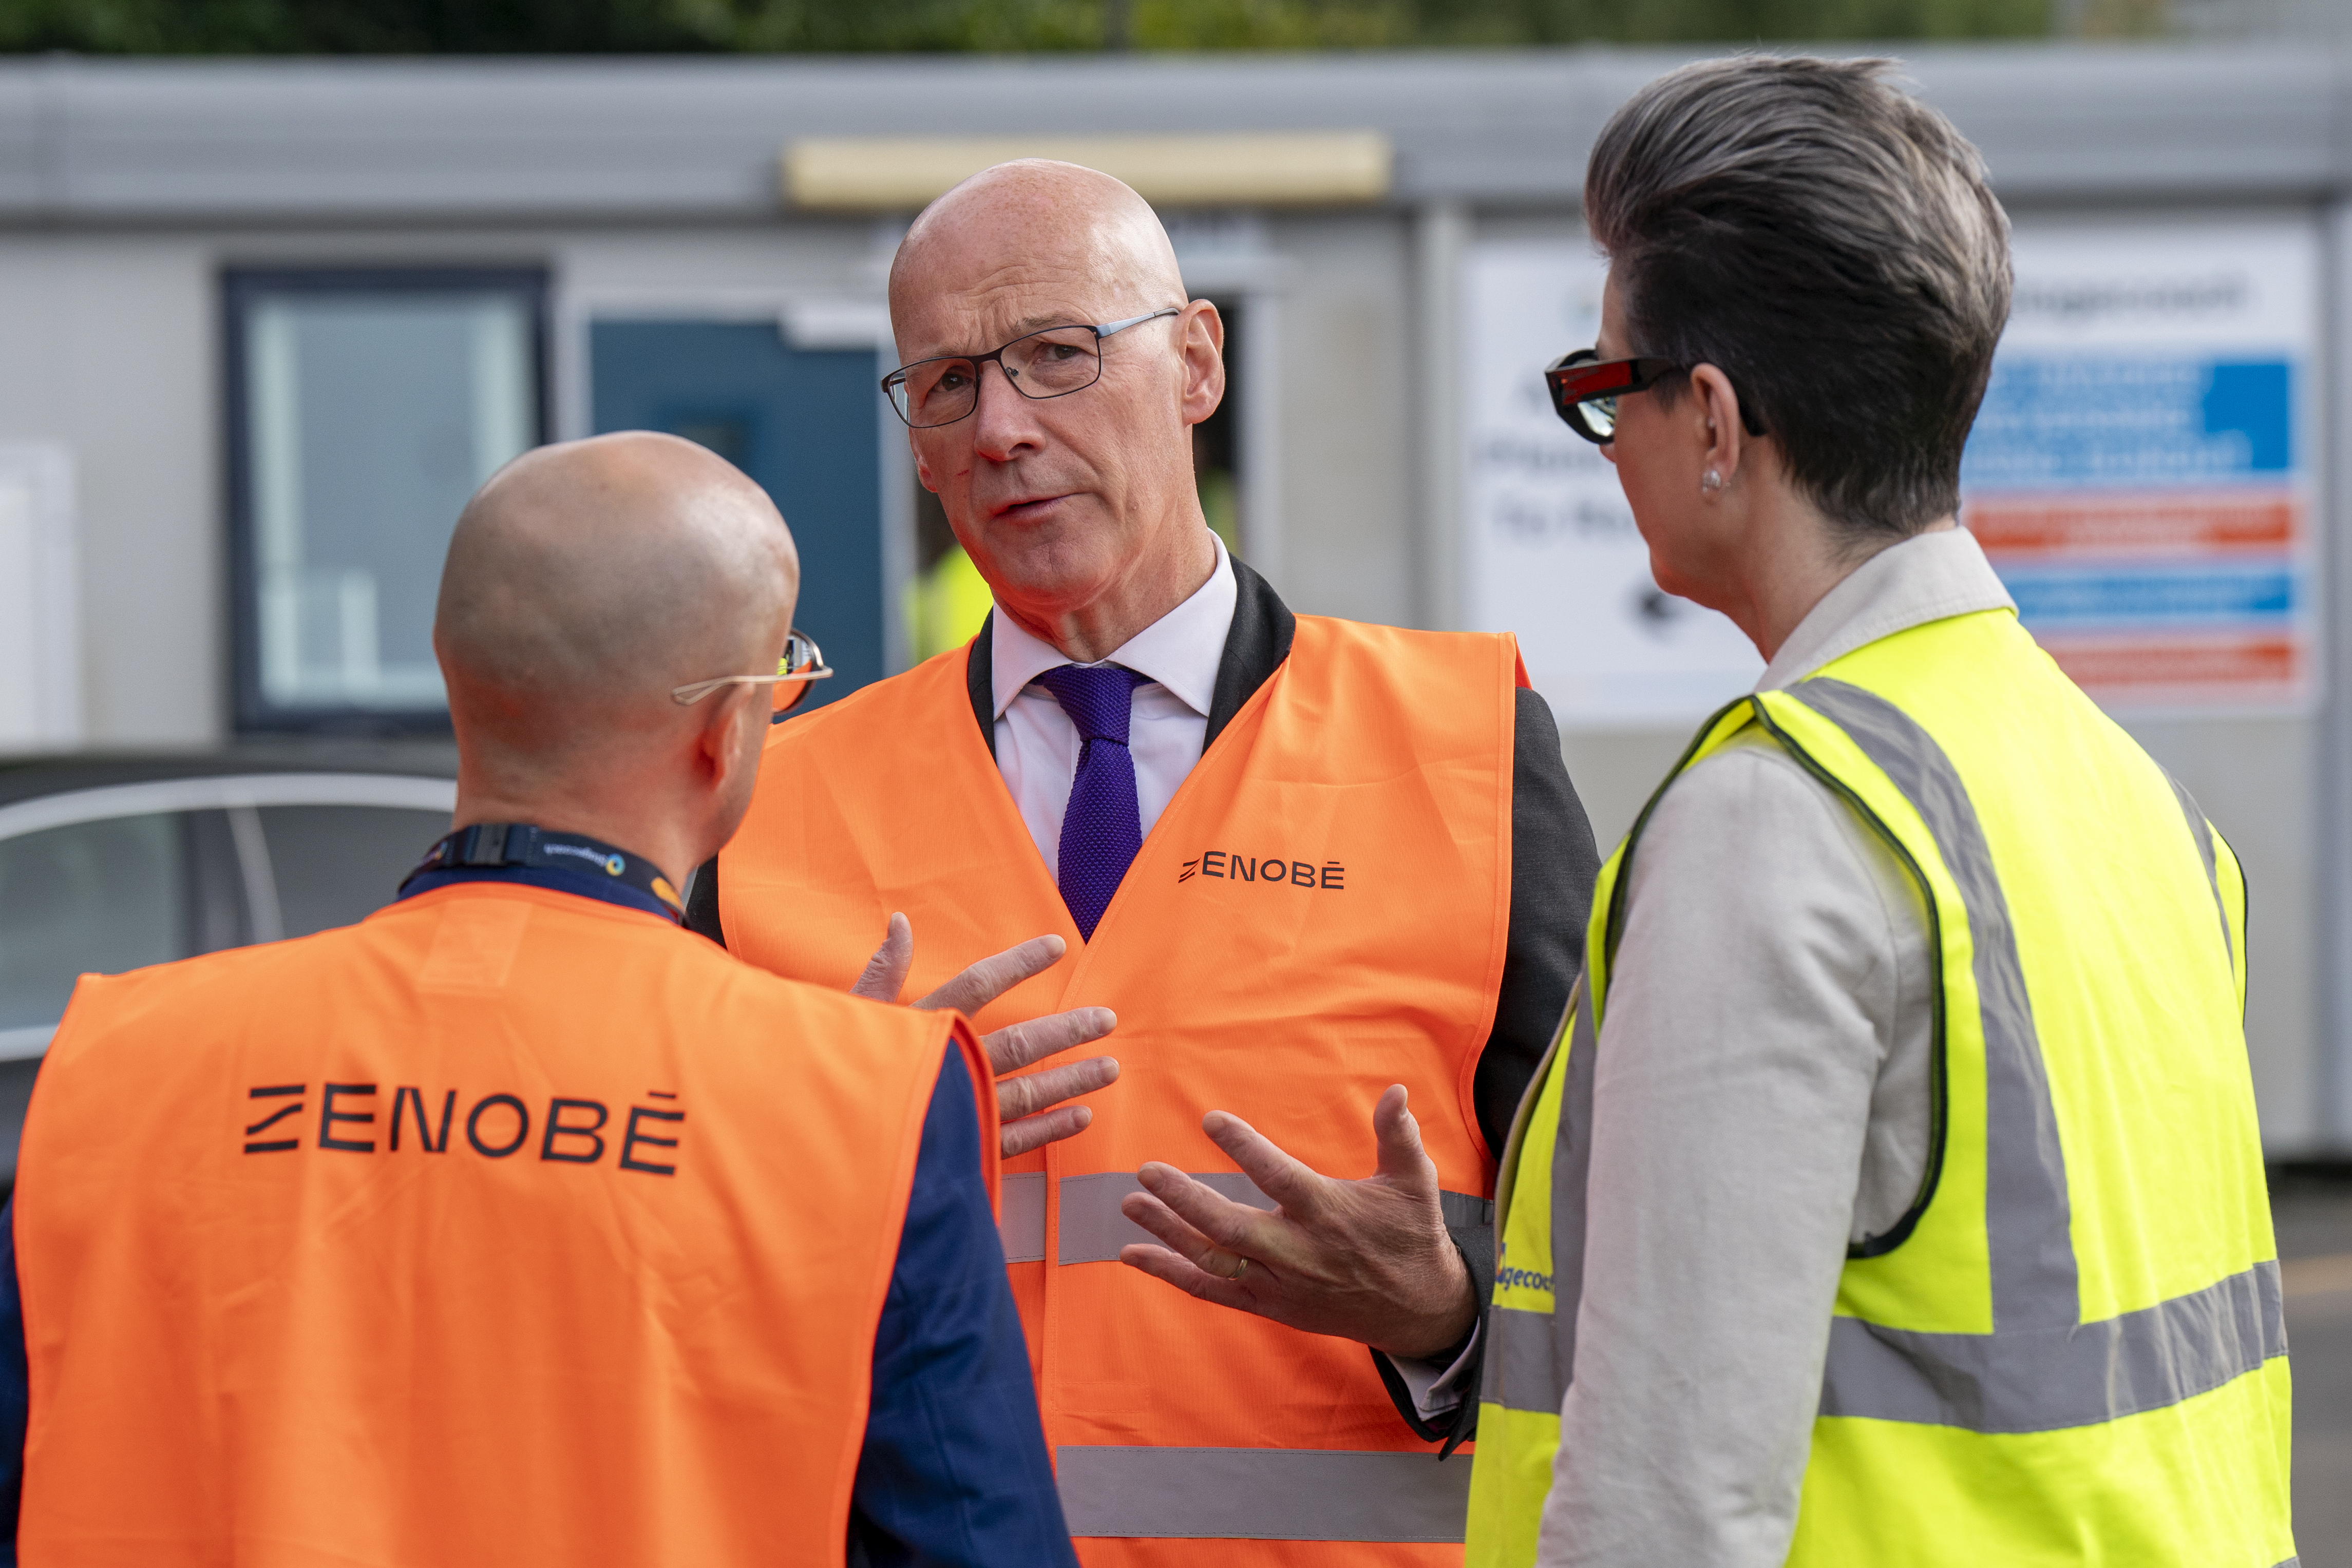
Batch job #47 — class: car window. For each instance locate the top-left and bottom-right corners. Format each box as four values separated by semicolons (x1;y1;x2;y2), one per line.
0;813;193;1033
257;805;449;939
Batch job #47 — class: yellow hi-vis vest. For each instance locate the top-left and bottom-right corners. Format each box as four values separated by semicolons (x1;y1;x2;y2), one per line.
1466;604;2292;1567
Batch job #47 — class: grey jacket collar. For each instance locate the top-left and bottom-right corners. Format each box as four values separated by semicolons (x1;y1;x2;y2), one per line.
1759;527;2017;692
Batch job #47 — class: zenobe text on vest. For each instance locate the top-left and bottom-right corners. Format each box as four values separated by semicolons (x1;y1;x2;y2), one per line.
241;1082;685;1174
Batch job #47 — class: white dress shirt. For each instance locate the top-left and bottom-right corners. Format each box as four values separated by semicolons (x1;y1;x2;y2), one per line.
1537;527;2014;1566
991;534;1237;878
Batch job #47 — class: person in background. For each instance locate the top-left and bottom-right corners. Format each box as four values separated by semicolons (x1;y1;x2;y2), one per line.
1459;56;2292;1567
687;159;1602;1562
0;432;1077;1568
909;539;997;662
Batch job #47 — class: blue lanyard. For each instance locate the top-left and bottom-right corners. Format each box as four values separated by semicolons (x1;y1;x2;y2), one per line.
397;823;685;923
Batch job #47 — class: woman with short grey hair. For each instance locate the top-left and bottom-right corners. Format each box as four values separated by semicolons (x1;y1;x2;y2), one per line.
1465;56;2291;1568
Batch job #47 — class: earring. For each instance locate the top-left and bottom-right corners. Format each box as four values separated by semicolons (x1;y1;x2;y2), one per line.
1701;469;1724;493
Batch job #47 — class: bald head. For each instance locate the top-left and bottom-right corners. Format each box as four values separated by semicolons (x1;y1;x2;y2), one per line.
436;432;797;777
885;160;1225;663
888;160;1184;357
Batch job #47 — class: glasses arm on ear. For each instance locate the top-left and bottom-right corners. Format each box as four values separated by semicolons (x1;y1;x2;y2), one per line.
669;668;835;707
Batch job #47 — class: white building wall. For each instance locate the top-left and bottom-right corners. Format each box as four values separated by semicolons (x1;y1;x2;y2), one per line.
1265;212;1416;628
0;235;217;747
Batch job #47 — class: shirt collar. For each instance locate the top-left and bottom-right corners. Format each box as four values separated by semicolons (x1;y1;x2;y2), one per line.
1758;526;2017;691
991;532;1237;720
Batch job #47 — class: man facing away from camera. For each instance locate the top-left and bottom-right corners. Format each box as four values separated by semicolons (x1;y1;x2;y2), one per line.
0;432;1077;1568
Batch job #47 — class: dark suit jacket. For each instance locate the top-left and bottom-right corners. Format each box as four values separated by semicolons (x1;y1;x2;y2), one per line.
688;559;1601;1447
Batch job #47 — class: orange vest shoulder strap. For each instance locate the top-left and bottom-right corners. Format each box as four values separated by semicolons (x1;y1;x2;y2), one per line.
724;644;1077;1027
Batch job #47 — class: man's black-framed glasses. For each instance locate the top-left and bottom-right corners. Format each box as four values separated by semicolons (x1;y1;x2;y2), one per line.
882;307;1184;429
1544;348;1768;445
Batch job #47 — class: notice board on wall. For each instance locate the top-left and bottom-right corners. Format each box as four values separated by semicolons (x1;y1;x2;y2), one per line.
1462;222;2323;730
1962;221;2321;713
1462;239;1760;730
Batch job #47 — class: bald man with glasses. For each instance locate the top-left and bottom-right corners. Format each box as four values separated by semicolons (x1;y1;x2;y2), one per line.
688;160;1601;1565
2;433;1077;1568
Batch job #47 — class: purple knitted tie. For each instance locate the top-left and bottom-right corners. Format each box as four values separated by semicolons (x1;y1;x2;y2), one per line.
1035;663;1152;941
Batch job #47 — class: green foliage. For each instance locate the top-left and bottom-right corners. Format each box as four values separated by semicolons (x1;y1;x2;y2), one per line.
0;0;696;51
0;0;2053;54
1126;0;2049;46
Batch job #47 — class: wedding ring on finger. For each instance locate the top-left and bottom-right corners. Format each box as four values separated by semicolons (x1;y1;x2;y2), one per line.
1225;1256;1250;1283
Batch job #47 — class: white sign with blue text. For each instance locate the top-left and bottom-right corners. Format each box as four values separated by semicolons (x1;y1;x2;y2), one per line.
1962;220;2320;712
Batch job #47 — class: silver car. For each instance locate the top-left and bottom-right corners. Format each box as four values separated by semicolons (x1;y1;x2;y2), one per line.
0;748;458;1178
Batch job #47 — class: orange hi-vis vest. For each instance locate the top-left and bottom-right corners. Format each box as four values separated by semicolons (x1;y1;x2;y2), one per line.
13;878;993;1568
721;615;1521;1565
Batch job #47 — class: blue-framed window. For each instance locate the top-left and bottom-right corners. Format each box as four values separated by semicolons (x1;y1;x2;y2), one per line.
225;267;548;733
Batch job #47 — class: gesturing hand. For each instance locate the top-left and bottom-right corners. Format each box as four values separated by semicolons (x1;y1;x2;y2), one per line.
1116;1084;1478;1360
852;913;1120;1158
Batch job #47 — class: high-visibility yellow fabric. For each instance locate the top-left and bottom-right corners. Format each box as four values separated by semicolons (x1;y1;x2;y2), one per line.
906;544;996;661
1463;985;1575;1568
1468;604;2291;1567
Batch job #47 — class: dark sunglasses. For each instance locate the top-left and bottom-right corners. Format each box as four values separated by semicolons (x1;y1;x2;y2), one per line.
1544;349;1768;445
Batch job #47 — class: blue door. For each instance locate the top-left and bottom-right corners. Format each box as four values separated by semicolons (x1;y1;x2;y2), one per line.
590;320;884;709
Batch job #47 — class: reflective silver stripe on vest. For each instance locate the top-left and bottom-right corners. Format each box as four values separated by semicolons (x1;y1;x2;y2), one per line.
2166;772;2237;972
1484;1305;1564;1416
1438;1189;1496;1231
999;1172;1048;1264
1786;677;2287;1428
1055;1445;1472;1541
1050;1175;1493;1266
1485;979;1598;1414
1819;1258;2287;1433
1057;1172;1277;1264
1792;677;2080;1333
